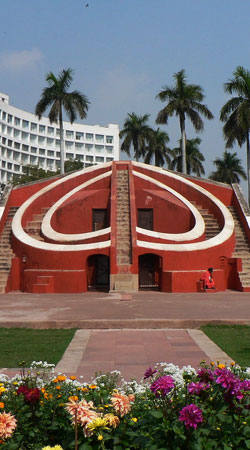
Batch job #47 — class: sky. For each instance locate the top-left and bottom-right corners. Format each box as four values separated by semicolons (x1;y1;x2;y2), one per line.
1;0;250;194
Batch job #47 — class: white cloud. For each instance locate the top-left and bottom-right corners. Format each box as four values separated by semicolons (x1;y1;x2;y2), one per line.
0;49;44;72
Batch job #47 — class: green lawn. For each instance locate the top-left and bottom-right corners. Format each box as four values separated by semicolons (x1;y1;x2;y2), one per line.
0;328;77;367
201;324;250;367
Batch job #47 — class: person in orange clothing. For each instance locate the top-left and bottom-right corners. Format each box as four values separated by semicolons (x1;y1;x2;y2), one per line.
201;267;215;290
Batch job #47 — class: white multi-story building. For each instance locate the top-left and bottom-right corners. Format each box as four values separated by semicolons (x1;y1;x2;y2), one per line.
0;92;120;184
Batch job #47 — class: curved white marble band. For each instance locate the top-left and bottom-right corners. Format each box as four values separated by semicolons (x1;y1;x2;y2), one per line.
41;171;111;242
132;162;234;252
12;163;112;252
133;170;205;241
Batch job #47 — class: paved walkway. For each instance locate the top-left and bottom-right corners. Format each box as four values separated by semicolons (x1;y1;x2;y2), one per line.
1;290;249;381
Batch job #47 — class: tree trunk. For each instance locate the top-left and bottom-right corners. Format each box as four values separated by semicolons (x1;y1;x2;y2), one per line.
59;106;65;175
247;133;250;206
180;116;187;174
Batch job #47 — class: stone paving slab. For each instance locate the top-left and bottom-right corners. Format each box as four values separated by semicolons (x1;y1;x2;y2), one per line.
0;290;244;381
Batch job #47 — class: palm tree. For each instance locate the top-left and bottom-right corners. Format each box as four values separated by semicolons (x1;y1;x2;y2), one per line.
170;137;205;177
119;113;152;161
209;151;246;184
144;128;172;167
35;68;89;174
156;69;213;174
220;66;250;203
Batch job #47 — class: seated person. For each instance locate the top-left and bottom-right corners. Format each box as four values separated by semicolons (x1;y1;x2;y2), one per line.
201;267;215;290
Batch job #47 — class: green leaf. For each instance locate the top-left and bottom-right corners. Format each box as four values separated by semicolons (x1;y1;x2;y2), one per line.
149;410;163;419
245;440;250;449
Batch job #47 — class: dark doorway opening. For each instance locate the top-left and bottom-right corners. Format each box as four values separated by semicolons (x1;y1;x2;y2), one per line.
92;209;108;231
139;253;161;290
87;255;110;291
138;209;153;230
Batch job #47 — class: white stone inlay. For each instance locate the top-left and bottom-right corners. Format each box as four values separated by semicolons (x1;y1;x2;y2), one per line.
133;162;234;252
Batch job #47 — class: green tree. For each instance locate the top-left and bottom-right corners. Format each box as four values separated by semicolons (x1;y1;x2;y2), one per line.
209;151;246;184
156;69;213;174
220;66;250;203
35;68;89;175
144;128;172;167
12;165;57;186
64;158;84;173
120;112;152;161
170;137;205;177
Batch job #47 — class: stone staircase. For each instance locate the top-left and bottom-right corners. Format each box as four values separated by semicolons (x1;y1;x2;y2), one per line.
193;203;221;240
0;207;17;293
228;206;250;289
116;170;131;265
24;207;49;241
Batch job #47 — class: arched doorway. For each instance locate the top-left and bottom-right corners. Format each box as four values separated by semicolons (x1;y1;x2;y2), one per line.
139;254;161;290
87;255;110;291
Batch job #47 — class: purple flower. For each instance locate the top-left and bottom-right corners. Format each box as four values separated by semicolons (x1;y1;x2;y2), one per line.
150;375;175;397
179;404;203;429
215;368;238;390
144;367;157;379
241;380;250;391
188;381;210;395
197;368;214;382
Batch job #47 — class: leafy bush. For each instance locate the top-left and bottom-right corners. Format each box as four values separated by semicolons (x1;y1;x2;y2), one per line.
0;360;250;449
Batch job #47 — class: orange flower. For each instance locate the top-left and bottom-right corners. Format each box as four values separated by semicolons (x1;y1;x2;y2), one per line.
68;396;78;402
0;412;17;439
0;404;4;409
218;363;225;369
89;384;97;390
70;376;76;380
111;393;131;417
104;413;120;428
57;375;66;382
55;386;61;390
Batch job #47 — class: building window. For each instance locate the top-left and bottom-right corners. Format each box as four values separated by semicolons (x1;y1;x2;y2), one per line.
14;142;20;150
95;134;104;142
7;114;13;124
38;136;45;144
2;112;6;121
15;117;21;127
106;157;113;162
65;141;73;149
39;148;45;155
22;144;29;152
96;156;104;162
31;147;37;154
86;133;93;141
47;138;54;146
66;153;74;159
14;164;20;172
47;150;54;157
21;132;28;141
85;144;93;151
95;145;104;151
86;155;93;162
39;125;45;133
7;140;12;147
106;146;113;153
76;132;84;140
31;122;37;131
47;126;54;135
22;120;29;129
66;130;74;138
106;136;113;144
75;143;84;150
30;134;37;142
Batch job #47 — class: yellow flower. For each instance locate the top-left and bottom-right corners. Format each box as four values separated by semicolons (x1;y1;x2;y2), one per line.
216;427;221;431
218;363;225;369
230;361;235;366
210;361;215;366
97;434;103;441
87;417;109;432
131;417;138;423
0;387;6;393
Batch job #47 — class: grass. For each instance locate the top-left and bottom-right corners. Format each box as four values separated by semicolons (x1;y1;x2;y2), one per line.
0;328;77;367
201;324;250;367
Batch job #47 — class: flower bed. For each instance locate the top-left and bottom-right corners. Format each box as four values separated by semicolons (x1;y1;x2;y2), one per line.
0;360;250;449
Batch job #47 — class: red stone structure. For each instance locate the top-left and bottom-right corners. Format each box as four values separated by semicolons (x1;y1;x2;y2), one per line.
1;161;250;293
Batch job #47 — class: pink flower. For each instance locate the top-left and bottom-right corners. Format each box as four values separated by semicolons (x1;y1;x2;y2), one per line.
111;393;131;417
215;368;238;390
188;382;210;395
197;368;214;382
179;404;203;429
66;399;99;437
150;375;175;397
0;412;17;440
144;367;157;379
